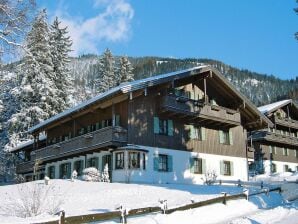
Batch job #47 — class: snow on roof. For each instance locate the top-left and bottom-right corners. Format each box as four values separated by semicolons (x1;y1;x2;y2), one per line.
258;99;292;114
28;66;207;133
9;134;46;152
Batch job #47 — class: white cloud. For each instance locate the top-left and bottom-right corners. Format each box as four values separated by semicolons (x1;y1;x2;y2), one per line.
53;0;134;56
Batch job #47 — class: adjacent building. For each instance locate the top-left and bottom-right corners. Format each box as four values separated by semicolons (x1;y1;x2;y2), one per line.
249;100;298;174
10;66;270;184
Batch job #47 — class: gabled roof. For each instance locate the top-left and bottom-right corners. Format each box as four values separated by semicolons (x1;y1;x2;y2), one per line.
28;66;271;134
258;99;297;115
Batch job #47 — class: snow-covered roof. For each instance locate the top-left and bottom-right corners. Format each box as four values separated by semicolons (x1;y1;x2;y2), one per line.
258;99;292;114
9;134;46;152
28;66;207;133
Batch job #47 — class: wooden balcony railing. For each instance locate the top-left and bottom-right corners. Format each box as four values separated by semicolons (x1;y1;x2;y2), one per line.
159;95;241;126
34;126;127;162
274;116;298;129
252;131;298;147
16;161;34;174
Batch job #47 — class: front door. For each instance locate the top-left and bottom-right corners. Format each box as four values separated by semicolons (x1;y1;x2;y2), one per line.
102;154;112;181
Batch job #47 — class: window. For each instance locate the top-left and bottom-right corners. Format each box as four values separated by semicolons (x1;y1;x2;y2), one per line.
159;154;168;171
59;163;71;179
283;148;289;156
189;125;203;140
159;119;168;135
284;165;289;172
220;160;233;176
128;152;140;169
95;122;101;130
193;158;203;174
115;152;124;169
102;119;112;128
296;166;298;172
271;163;277;173
269;145;277;154
154;154;173;172
78;128;85;136
74;160;84;176
153;117;173;136
48;166;55;179
219;130;232;145
87;157;98;168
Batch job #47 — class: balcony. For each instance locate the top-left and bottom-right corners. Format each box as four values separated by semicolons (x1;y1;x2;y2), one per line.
252;131;298;147
34;126;127;162
274;116;298;129
16;161;34;174
159;95;241;126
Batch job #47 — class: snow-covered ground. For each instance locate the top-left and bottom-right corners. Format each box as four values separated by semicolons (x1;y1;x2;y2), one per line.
0;173;297;224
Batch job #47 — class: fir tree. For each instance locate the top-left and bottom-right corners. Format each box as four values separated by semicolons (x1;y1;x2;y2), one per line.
6;9;58;148
94;49;116;94
117;56;134;85
50;17;72;111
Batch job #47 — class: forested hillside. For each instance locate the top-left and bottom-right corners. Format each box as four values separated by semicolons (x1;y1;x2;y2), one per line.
67;55;298;106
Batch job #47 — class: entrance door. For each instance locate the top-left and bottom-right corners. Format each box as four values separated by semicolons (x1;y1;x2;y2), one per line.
102;154;112;181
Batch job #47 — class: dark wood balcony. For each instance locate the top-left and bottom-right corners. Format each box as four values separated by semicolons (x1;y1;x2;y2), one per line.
159;95;241;126
16;161;34;174
274;116;298;129
252;131;298;147
33;126;127;162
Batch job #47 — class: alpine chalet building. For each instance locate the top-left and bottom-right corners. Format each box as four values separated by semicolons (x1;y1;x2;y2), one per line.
249;99;298;174
10;66;271;183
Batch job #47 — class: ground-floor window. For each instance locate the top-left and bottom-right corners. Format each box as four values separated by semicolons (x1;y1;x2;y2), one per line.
194;158;203;174
60;163;71;179
115;152;124;169
154;154;173;172
48;166;55;179
220;160;233;176
128;152;140;169
74;160;84;176
87;157;98;169
284;164;289;172
271;163;277;173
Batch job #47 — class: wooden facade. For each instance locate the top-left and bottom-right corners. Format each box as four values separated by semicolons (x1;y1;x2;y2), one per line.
250;100;298;173
11;66;269;180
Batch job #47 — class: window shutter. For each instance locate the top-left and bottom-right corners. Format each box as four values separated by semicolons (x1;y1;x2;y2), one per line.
95;157;99;169
67;163;71;178
202;158;206;174
229;129;233;145
153;155;159;171
201;127;206;141
168;155;173;172
190;125;196;139
115;115;120;126
230;161;234;176
154;117;159;134
189;157;195;173
168;120;174;136
220;161;224;175
59;165;63;178
219;131;224;144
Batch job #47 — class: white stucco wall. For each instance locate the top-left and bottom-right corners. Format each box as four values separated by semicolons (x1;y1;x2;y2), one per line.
264;160;298;174
44;145;248;184
112;145;248;184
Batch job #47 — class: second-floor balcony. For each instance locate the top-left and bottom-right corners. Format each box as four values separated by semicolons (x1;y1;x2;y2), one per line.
274;116;298;129
158;94;241;126
252;130;298;147
34;126;127;162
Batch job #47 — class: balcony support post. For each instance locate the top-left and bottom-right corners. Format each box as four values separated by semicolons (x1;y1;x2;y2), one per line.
204;77;207;104
112;103;115;127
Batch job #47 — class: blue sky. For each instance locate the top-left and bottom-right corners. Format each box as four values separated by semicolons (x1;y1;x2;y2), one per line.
37;0;298;80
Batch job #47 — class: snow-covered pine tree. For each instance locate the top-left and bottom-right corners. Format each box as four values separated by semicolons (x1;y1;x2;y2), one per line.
6;9;59;149
117;56;134;85
94;48;116;94
50;17;72;111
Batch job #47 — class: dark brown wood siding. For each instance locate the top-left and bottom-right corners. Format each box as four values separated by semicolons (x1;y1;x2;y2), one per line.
128;93;247;158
